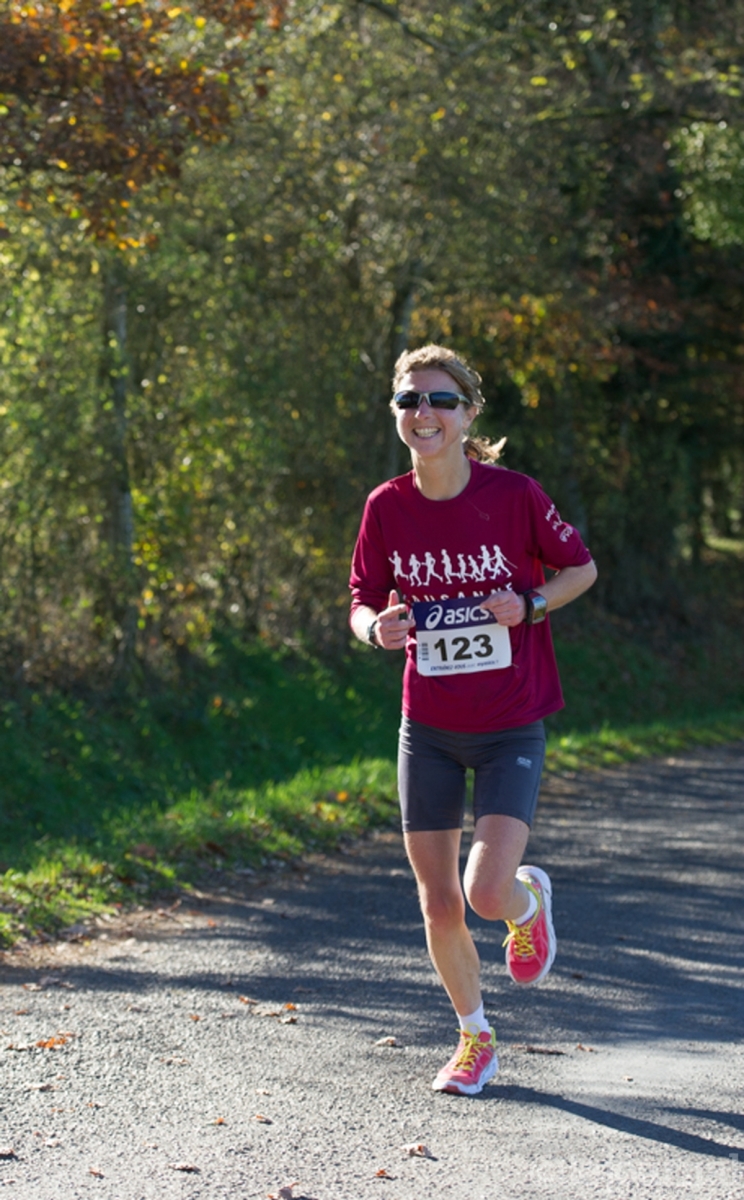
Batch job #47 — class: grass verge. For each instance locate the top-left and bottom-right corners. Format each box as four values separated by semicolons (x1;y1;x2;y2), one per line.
545;711;744;772
1;616;743;949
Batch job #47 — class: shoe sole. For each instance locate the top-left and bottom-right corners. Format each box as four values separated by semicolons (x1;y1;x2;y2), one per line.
511;865;557;986
432;1054;499;1096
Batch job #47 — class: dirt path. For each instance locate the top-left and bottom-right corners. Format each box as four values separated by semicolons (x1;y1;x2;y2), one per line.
1;743;743;1200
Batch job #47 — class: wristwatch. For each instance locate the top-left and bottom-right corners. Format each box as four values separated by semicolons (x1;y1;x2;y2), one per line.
522;590;548;625
365;617;380;648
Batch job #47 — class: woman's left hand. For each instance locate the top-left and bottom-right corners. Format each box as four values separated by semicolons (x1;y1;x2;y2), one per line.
479;589;528;627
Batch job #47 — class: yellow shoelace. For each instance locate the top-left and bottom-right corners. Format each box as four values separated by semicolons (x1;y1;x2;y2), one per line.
452;1030;481;1070
503;920;537;959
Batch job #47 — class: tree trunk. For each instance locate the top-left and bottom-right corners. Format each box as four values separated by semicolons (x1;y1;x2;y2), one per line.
385;261;421;481
555;383;589;542
100;253;137;681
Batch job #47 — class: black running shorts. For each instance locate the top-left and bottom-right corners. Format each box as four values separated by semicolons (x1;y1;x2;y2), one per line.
397;716;546;833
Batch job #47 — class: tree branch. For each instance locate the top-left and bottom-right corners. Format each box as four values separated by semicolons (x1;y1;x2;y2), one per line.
353;0;453;55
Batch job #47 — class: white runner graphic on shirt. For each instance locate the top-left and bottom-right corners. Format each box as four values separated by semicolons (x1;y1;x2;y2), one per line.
389;542;518;585
412;597;512;677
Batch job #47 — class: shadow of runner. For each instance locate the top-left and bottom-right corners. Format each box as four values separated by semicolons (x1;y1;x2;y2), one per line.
492;1085;740;1159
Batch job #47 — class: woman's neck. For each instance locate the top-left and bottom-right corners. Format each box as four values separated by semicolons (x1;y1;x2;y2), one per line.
412;452;472;500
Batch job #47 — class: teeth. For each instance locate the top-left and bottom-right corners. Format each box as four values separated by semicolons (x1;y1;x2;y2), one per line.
415;428;440;438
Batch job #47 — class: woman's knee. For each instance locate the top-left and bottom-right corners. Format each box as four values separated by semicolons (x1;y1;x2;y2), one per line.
418;885;466;931
465;876;515;921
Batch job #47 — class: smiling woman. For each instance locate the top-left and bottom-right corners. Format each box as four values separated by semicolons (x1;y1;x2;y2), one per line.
348;343;597;1097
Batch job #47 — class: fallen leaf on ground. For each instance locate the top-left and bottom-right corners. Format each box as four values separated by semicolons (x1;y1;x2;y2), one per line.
26;1083;54;1092
512;1043;566;1056
14;1009;29;1016
156;906;181;920
254;1113;272;1124
255;1088;271;1095
577;1043;597;1052
267;1183;299;1199
375;1168;394;1178
401;1143;431;1157
89;1167;104;1177
61;923;88;941
0;1149;16;1160
44;1138;61;1148
220;1012;239;1019
212;1117;226;1125
280;1013;297;1025
169;1162;200;1172
283;1003;297;1011
375;1036;399;1047
238;995;259;1005
36;1036;69;1051
6;1043;32;1052
189;1014;201;1022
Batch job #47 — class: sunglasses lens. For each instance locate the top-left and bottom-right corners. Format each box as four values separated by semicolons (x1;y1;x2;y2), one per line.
428;392;462;409
394;391;421;408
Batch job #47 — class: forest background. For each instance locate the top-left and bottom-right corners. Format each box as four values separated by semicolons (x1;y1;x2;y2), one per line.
0;0;743;941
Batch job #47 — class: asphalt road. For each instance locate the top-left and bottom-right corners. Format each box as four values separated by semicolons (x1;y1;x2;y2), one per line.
1;742;743;1200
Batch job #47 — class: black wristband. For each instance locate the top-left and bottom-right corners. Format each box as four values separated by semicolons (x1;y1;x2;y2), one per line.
365;618;380;648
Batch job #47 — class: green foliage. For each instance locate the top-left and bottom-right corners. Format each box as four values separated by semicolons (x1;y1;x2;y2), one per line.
1;0;742;680
0;0;283;234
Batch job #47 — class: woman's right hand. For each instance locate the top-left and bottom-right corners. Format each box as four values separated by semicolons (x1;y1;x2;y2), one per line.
374;589;415;650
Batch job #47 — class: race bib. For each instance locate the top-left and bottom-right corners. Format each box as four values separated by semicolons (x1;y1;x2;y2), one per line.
412;597;512;677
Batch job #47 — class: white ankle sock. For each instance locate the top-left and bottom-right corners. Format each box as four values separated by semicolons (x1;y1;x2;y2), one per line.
456;1003;490;1036
513;889;538;926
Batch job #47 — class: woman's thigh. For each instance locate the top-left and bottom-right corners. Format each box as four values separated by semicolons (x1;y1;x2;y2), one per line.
471;721;546;828
463;813;530;916
398;717;545;833
398;718;468;833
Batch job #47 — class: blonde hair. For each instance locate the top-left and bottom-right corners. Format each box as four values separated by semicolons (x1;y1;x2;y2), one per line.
392;344;505;463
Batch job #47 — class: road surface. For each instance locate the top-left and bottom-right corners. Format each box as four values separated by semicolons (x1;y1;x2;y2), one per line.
1;743;742;1199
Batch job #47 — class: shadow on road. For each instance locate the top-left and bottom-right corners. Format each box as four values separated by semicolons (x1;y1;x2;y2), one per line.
492;1085;740;1159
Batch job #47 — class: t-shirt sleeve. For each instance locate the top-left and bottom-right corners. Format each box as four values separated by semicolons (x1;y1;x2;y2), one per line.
525;478;593;570
349;496;396;618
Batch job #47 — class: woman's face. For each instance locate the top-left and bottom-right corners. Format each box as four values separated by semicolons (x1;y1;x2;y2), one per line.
394;368;477;461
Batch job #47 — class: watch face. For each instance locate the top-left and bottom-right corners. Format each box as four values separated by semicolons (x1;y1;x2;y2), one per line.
532;595;547;622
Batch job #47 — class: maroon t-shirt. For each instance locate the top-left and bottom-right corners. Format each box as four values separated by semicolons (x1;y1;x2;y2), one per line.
349;461;592;733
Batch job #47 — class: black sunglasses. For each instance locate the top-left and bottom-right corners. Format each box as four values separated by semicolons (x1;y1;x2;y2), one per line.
393;390;470;410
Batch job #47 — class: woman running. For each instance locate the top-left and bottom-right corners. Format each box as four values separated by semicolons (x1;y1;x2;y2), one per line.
349;344;597;1096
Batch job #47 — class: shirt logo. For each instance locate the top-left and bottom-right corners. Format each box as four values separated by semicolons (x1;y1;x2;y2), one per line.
414;596;492;631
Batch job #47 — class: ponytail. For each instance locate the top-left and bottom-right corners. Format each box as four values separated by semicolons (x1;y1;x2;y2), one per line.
464;435;507;463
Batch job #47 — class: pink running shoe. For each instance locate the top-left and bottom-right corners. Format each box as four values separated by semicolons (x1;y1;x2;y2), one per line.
503;865;557;986
431;1028;498;1096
